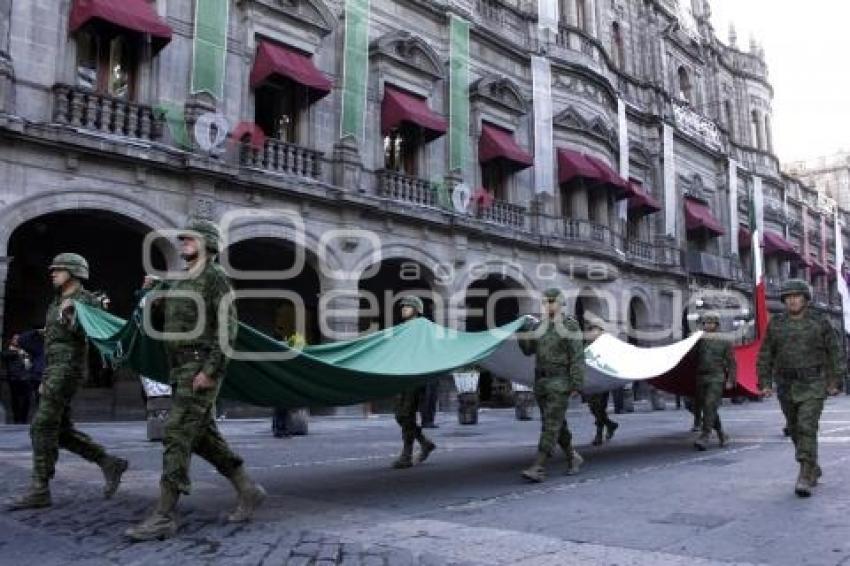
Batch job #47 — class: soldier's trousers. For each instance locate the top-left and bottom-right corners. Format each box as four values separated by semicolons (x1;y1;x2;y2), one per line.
30;368;107;484
780;395;824;464
161;363;244;495
535;387;572;456
587;392;613;428
395;386;425;443
697;379;724;435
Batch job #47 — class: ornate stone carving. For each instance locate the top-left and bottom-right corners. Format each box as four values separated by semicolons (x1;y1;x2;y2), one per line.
470;75;528;117
672;101;722;151
370;31;445;80
237;0;334;37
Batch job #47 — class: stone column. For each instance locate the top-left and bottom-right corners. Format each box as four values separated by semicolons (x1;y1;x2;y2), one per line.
587;0;598;38
593;193;609;227
565;0;577;26
320;278;364;415
570;186;589;220
0;256;9;345
333;135;365;194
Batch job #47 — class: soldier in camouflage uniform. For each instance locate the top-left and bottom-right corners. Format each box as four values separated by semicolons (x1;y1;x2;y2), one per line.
757;278;842;497
126;220;266;541
7;254;128;510
693;311;736;451
391;295;437;469
583;315;618;446
518;288;584;482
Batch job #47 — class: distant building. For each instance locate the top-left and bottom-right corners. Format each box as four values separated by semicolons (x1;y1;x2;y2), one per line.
785;152;850;211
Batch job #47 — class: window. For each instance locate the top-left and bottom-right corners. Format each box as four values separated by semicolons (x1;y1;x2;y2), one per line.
612;22;625;70
255;82;300;143
724;99;735;141
75;32;136;99
576;0;587;31
481;160;508;201
750;110;762;149
383;125;420;175
677;66;691;103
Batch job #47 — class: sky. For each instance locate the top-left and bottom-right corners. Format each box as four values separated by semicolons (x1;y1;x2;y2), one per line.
709;0;850;164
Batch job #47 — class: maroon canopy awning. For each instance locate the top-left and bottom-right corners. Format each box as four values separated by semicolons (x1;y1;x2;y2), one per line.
584;154;634;200
627;180;662;217
69;0;173;53
684;197;725;237
478;122;533;171
763;230;798;259
381;85;447;142
738;226;752;249
809;258;827;276
250;40;333;101
557;148;603;186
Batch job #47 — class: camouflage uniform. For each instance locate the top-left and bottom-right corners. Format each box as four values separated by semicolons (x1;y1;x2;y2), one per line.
126;221;264;541
757;279;842;497
583;316;617;446
392;295;436;469
518;288;585;482
8;254;127;510
693;312;736;450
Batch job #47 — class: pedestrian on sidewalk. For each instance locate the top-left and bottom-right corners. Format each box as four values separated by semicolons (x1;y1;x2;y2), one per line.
126;220;266;541
693;311;735;450
391;295;437;469
518;288;584;483
7;254;127;510
2;334;31;424
757;279;843;498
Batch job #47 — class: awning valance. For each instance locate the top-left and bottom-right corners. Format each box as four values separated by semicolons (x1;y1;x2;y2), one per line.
627;180;662;217
584;154;634;200
738;226;752;249
763;230;798;259
69;0;173;53
250;40;333;101
381;85;447;141
478;122;533;171
684;197;725;237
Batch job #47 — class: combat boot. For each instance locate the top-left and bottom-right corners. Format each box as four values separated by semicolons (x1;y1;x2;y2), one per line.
7;480;51;510
605;421;619;440
565;450;583;476
521;452;548;483
592;426;604;446
794;463;813;498
694;432;710;451
125;483;179;541
807;462;822;487
100;455;129;499
717;429;729;448
227;466;267;523
415;434;436;464
392;441;414;469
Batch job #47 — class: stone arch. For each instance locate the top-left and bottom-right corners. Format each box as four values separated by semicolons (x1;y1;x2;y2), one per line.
452;259;540;302
626;290;652;344
470;75;529;117
369;30;445;80
350;242;444;289
0;189;179;256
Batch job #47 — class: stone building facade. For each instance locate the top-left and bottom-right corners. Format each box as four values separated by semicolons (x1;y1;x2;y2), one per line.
0;0;846;417
785;152;850;212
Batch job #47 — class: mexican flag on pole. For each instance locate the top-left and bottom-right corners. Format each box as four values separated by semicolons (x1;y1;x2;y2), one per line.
749;191;769;340
834;209;850;334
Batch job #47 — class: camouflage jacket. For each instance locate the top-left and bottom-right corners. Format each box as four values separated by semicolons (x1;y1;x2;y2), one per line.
518;315;584;392
44;286;102;372
157;260;237;378
757;308;843;395
695;334;737;384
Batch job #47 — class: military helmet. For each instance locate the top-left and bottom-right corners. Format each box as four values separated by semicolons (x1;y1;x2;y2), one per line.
701;311;721;324
779;278;811;301
583;312;606;331
399;295;424;315
48;253;89;280
178;219;221;253
542;287;564;304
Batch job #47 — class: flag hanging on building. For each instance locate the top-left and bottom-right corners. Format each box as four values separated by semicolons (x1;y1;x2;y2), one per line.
531;56;553;194
834;210;850;334
191;0;229;100
340;0;371;141
449;16;470;175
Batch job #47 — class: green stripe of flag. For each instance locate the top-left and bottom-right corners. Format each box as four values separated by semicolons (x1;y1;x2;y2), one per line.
191;0;229;100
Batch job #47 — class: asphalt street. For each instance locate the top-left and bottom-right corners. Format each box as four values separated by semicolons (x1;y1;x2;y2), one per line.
2;396;850;566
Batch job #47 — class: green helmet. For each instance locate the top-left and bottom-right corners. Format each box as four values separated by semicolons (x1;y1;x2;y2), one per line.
399;295;424;315
701;311;721;324
179;219;221;253
583;312;606;331
48;253;89;280
779;278;811;301
542;287;564;304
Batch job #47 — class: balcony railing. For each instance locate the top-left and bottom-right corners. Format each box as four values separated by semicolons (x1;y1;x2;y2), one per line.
626;239;653;262
564;219;624;251
240;138;322;179
52;84;161;141
685;250;733;280
378;170;437;208
477;199;526;229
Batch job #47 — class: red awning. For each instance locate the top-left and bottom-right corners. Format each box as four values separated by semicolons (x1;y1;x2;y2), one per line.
739;226;752;249
627;180;662;216
557;148;603;185
478;122;533;171
69;0;173;53
763;230;798;258
584;154;634;199
381;85;447;142
809;258;827;276
250;40;333;101
684;198;725;237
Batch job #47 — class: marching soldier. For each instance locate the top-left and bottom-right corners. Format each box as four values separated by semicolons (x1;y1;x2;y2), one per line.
126;220;266;541
7;254;127;510
583;315;618;446
391;295;437;469
757;279;842;497
518;288;584;482
693;311;735;450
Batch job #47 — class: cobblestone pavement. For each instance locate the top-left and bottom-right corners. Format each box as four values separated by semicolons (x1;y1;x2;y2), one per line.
3;398;850;565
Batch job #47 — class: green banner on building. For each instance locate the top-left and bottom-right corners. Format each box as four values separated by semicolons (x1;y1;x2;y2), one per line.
191;0;229;100
340;0;371;141
449;16;470;173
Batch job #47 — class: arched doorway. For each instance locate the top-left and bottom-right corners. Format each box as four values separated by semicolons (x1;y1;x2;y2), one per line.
3;210;168;419
573;287;610;331
357;258;437;330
